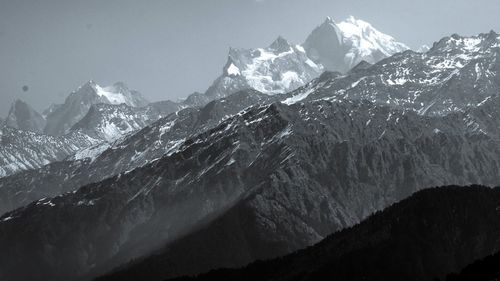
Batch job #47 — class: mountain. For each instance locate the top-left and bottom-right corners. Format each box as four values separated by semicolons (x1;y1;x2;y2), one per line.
70;102;183;142
0;90;277;215
1;94;500;281
418;44;431;53
153;186;500;281
184;16;407;106
3;28;495;208
3;99;46;133
303;16;409;73
0;126;100;178
198;36;323;102
0;86;173;178
287;30;500;116
44;81;149;136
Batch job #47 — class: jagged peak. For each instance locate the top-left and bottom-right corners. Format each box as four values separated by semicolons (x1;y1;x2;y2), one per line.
269;35;292;53
324;16;336;25
8;99;36;115
429;31;500;53
317;16;340;30
11;98;27;107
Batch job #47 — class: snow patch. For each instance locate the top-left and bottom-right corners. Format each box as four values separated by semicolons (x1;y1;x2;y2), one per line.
227;63;241;76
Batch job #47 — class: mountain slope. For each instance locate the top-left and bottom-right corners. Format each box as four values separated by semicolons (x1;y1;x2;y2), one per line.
160;186;500;281
4;99;46;133
0;127;100;178
0;99;177;179
1;97;500;281
70;102;182;142
0;90;276;215
282;31;500;117
44;81;149;136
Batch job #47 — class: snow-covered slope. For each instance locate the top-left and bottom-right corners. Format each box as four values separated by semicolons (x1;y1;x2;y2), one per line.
70;102;182;142
287;31;500;117
4;99;46;133
44;81;149;136
199;36;323;102
0;83;179;178
184;16;407;107
304;16;409;73
0;127;100;178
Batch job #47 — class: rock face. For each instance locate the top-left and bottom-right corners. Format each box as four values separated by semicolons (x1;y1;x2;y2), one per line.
303;16;409;73
145;186;500;281
1;96;500;281
44;81;149;136
3;99;46;133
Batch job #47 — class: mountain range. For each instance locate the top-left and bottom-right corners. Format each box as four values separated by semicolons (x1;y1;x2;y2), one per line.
0;16;499;281
0;16;407;179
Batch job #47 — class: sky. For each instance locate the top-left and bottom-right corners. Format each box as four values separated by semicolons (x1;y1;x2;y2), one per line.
1;0;499;116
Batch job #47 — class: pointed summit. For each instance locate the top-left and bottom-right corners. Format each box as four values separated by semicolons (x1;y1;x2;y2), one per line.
269;36;292;53
4;99;46;133
44;81;149;135
323;16;336;25
303;17;345;71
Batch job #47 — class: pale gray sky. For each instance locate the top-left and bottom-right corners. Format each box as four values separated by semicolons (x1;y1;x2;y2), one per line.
1;0;499;116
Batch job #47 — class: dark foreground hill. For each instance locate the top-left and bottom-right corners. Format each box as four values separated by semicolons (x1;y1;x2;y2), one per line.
439;251;500;281
138;185;500;281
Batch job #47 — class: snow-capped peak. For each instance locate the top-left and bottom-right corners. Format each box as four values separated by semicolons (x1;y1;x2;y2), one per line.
93;84;129;105
304;16;409;72
43;81;149;136
213;38;323;97
200;16;409;102
336;15;409;57
82;81;149;107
